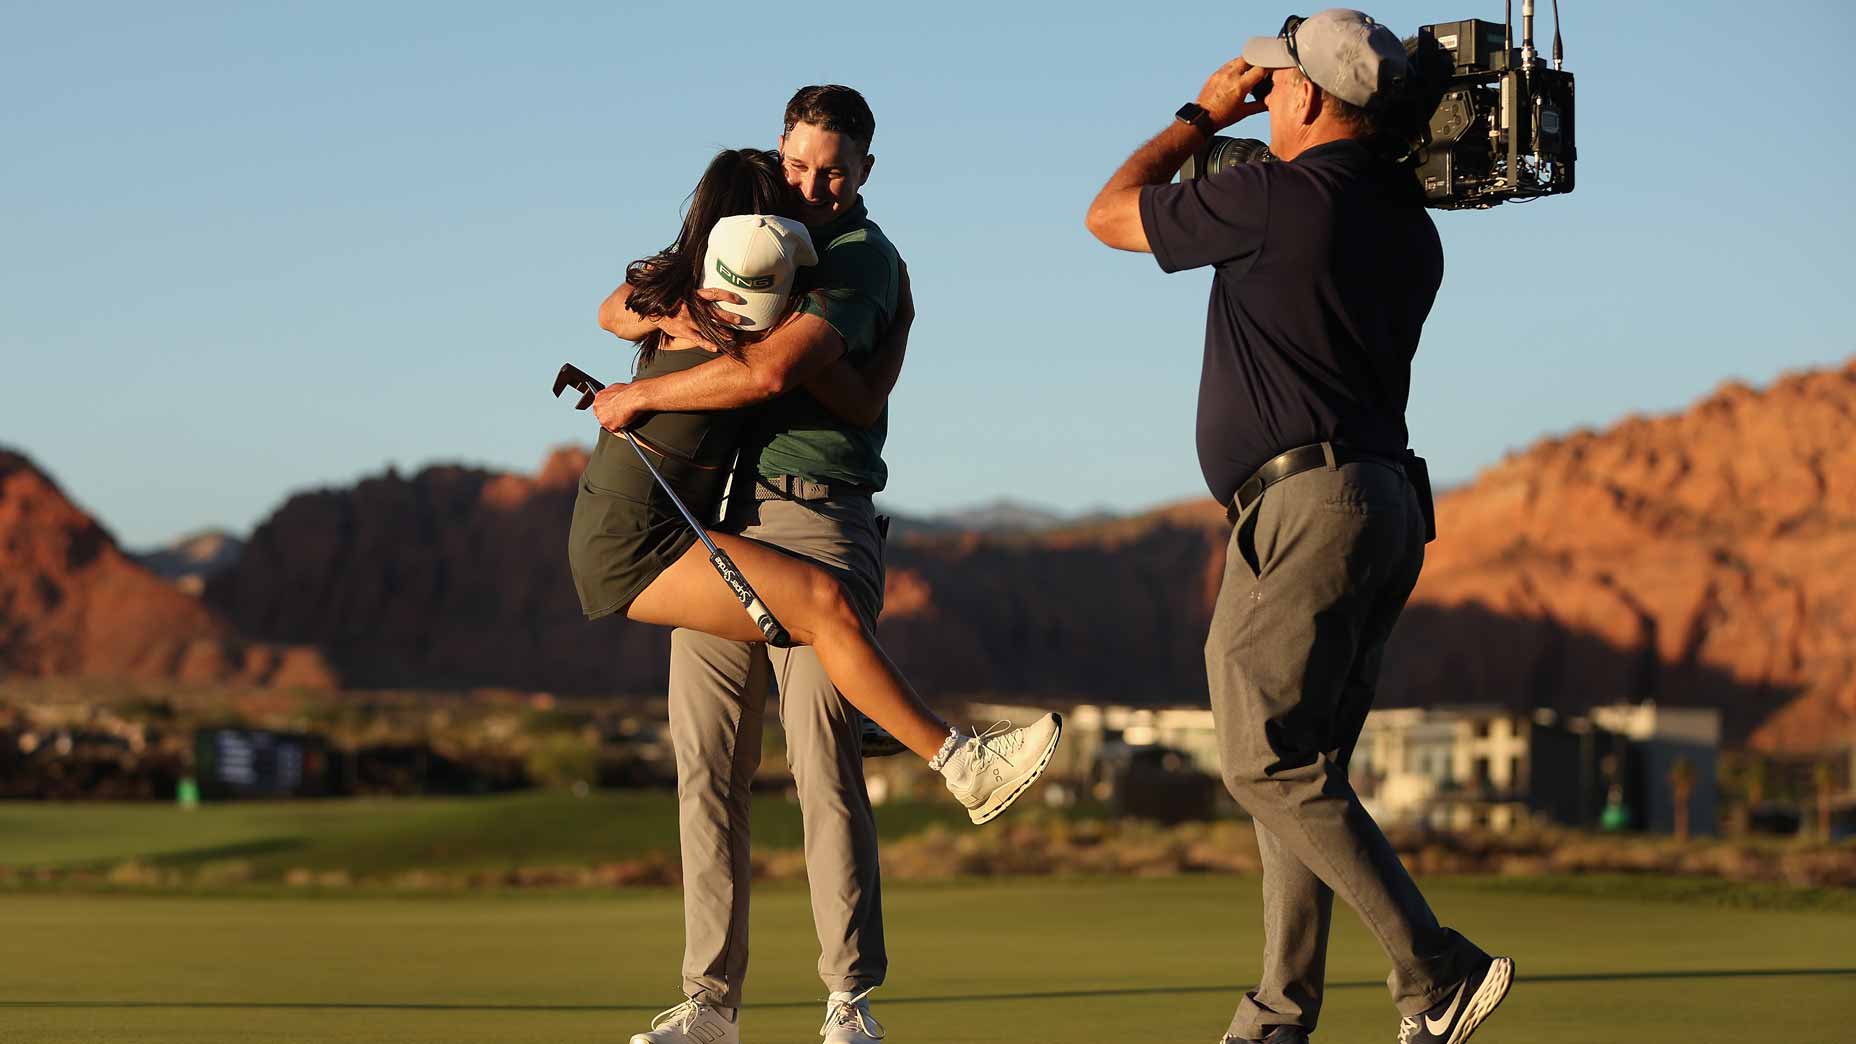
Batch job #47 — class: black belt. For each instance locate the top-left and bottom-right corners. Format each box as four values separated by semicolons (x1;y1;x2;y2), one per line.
1225;443;1405;524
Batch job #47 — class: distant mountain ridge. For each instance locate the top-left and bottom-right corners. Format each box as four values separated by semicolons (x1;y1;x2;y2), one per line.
126;501;1109;578
9;359;1856;753
133;530;246;595
880;498;1121;538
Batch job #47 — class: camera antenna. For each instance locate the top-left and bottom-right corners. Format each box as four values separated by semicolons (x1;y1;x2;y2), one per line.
1520;0;1538;69
1551;0;1564;68
1504;0;1513;53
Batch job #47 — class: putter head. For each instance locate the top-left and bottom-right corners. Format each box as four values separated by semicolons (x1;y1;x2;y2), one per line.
552;363;604;410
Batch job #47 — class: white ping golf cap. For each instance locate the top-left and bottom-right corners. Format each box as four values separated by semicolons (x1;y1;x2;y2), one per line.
1242;8;1408;109
701;214;818;331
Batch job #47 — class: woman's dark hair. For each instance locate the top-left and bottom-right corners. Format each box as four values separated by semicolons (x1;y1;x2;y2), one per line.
625;148;800;363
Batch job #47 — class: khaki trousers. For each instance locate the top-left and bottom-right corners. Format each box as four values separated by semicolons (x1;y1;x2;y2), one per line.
667;487;886;1007
1210;461;1485;1040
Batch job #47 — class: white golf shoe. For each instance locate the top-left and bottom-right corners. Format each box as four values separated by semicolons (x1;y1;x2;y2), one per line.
630;998;738;1044
935;713;1063;824
820;987;885;1043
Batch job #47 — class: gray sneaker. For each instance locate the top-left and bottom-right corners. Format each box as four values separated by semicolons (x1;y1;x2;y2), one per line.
937;714;1063;824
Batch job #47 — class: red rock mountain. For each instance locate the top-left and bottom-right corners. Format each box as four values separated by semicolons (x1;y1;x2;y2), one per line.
0;449;334;688
203;448;662;693
1396;363;1856;753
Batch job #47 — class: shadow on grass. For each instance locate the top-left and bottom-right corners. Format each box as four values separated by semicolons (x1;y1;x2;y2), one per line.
4;967;1852;1012
143;837;306;867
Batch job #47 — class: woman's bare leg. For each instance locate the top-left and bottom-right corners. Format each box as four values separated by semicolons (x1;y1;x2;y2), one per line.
625;533;952;760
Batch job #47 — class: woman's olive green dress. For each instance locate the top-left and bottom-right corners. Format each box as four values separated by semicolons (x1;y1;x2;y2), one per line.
567;348;743;620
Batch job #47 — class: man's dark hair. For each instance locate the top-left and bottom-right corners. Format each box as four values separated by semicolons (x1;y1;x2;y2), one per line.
783;85;876;154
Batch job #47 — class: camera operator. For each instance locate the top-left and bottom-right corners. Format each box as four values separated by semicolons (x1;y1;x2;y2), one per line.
1084;10;1512;1044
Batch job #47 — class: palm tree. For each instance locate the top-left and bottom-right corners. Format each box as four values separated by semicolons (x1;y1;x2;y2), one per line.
1734;755;1768;837
1670;757;1696;841
1814;761;1836;841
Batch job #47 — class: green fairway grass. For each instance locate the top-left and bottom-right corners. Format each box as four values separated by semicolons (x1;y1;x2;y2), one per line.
1;877;1851;1043
0;791;978;884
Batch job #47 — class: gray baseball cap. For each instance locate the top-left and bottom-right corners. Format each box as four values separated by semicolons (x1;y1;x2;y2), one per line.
1242;8;1408;109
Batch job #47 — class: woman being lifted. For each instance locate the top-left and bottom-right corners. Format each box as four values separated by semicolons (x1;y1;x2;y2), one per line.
569;146;1061;824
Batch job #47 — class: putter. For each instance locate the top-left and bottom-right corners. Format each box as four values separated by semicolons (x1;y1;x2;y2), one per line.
552;362;793;648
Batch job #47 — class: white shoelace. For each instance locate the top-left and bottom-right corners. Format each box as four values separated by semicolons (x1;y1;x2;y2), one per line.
965;721;1022;770
1396;1015;1420;1043
819;987;885;1039
651;999;706;1031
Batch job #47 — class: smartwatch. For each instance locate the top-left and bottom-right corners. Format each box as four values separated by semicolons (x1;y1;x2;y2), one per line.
1175;102;1216;137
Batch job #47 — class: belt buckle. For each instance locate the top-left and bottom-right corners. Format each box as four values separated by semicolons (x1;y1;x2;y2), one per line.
772;474;827;501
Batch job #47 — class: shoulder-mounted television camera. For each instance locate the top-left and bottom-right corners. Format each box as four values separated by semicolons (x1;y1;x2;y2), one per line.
1181;2;1576;211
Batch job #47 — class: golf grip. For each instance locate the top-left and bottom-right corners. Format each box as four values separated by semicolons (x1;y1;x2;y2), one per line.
708;548;793;648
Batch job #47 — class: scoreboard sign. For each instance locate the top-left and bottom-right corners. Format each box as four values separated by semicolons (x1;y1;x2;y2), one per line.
193;729;333;798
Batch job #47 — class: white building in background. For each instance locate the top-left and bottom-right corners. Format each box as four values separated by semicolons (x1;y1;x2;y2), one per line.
1354;706;1538;831
1352;703;1720;835
1056;703;1221;778
984;699;1722;835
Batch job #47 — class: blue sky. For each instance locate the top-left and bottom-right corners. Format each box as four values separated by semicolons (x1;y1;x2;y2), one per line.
4;1;1852;547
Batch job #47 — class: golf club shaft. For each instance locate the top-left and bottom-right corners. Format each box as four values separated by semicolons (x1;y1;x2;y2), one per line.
620;429;720;554
617;427;793;649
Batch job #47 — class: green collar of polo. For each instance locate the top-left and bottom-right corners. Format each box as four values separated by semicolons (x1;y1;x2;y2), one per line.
809;197;867;242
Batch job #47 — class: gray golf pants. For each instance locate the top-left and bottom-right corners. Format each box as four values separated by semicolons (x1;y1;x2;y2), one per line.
667;488;886;1008
1210;458;1486;1040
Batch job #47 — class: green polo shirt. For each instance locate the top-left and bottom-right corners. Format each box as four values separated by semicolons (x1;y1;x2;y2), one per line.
743;199;899;491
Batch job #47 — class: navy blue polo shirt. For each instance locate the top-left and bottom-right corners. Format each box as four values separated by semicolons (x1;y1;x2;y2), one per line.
1139;139;1443;506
